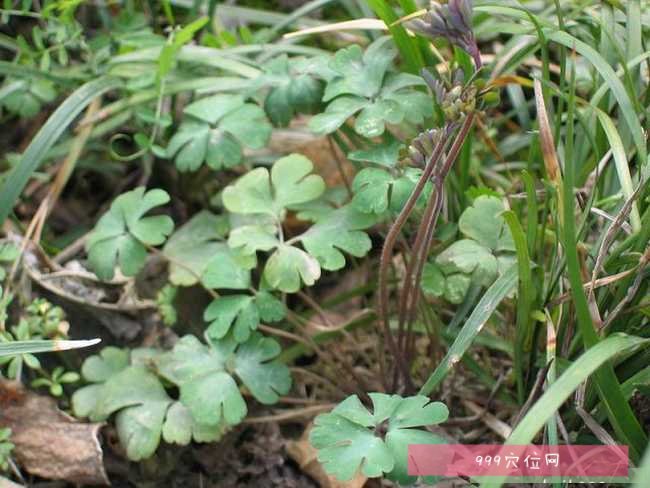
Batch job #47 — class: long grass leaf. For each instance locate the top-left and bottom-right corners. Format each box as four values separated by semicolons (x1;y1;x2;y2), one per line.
0;76;123;225
365;0;423;73
479;333;649;488
561;66;647;460
595;110;642;231
547;31;647;170
419;265;518;396
633;443;650;487
0;338;101;357
502;211;534;404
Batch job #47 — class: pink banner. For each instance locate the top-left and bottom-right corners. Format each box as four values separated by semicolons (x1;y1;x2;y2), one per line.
408;444;629;478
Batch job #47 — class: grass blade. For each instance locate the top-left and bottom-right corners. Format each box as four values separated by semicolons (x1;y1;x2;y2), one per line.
595;109;641;232
633;443;650;487
365;0;423;73
0;76;123;225
0;338;101;357
419;265;518;396
479;333;649;488
560;65;647;460
502;210;534;404
548;31;647;171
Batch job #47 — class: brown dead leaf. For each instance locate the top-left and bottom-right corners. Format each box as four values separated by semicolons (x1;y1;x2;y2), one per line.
0;380;108;485
286;423;366;488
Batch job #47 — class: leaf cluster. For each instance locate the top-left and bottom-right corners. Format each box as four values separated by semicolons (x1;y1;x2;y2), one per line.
310;393;448;484
309;37;432;138
421;195;516;303
73;332;291;460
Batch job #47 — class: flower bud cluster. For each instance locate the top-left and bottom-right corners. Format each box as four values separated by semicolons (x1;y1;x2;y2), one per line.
407;128;443;167
407;0;480;68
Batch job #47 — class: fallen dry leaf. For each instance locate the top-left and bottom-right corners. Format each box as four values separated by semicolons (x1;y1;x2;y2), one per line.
286;423;366;488
0;380;108;485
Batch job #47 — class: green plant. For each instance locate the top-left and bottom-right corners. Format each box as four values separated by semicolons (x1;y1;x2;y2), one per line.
254;54;324;126
0;0;648;485
221;153;375;292
0;428;14;472
73;332;291;460
2;78;57;118
309;37;431;138
0;243;19;281
86;187;174;281
421;195;516;303
0;297;90;393
156;284;178;327
311;393;448;484
31;365;80;397
162;94;272;171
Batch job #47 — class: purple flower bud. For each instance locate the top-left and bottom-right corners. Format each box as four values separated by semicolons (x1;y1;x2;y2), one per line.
448;0;472;33
407;0;481;68
408;129;442;167
421;68;446;104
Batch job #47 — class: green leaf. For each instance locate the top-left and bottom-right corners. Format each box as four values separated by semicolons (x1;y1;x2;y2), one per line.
354;99;402;138
162;401;223;445
384;395;448;485
86;187;174;281
228;224;279;255
348;139;403;167
81;346;129;382
2;78;57;118
421;262;445;297
256;55;323;126
166;94;271;171
264;244;321;293
299;205;375;271
323;38;395;101
204;291;285;343
443;273;472;304
163;211;228;286
73;364;172;460
385;90;432;124
264;85;293;126
156;335;244;426
308;96;368;135
157;333;291;424
315;37;430;138
204;295;257;342
116;398;170;461
74;339;258;461
458;196;514;251
310;393;448;482
222;154;325;219
352;167;427;215
201;245;254;290
255;290;286;322
436;239;497;286
232;333;292;404
156;283;178;327
184;94;244;125
431;196;517;300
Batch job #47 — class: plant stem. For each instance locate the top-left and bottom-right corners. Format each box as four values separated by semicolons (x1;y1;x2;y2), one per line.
377;134;447;390
397;113;476;386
